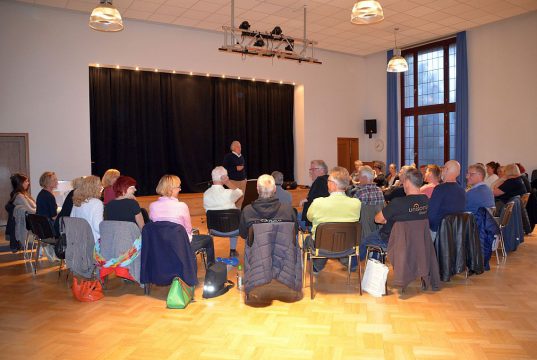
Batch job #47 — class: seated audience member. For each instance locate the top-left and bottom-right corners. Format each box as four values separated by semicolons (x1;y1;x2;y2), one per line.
492;163;527;207
484;161;500;188
359;167;428;260
428;160;466;236
102;168;120;205
420;164;441;198
36;171;59;229
300;160;330;227
71;175;104;243
54;176;84;235
384;166;413;202
150;175;215;266
386;163;399;187
5;173;36;252
203;166;244;257
104;176;144;230
373;161;388;188
491;166;505;189
419;165;428;181
239;174;296;240
352;166;384;206
305;167;361;272
465;163;495;215
350;160;364;184
516;163;531;192
271;171;292;205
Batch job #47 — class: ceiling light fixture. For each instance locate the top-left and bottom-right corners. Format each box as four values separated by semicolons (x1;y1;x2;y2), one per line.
89;0;123;32
351;1;384;25
387;27;408;73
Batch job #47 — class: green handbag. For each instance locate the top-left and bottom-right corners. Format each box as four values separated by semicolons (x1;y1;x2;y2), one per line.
166;277;195;309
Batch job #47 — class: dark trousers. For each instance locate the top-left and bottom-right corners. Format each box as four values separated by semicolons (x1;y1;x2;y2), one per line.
190;234;215;266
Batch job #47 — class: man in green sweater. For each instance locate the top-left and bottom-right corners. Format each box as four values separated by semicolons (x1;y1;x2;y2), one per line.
306;166;362;273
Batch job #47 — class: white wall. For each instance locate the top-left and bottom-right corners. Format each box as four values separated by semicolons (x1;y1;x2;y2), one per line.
363;11;537;174
0;1;366;191
467;11;537;173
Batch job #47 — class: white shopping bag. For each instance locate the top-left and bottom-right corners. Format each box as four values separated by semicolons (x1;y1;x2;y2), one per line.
361;259;389;297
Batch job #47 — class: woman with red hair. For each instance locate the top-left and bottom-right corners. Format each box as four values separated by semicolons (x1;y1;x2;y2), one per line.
104;176;144;230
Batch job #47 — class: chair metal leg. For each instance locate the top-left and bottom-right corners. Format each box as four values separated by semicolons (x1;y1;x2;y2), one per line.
310;255;314;300
347;256;352;285
357;255;362;296
302;249;308;288
58;259;64;279
144;283;151;295
33;238;41;274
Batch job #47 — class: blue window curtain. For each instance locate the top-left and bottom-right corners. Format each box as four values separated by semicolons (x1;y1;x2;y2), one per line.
455;31;469;184
386;50;399;168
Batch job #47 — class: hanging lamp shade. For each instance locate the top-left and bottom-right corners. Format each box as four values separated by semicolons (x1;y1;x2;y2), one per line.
387;48;408;72
89;0;123;32
351;1;384;25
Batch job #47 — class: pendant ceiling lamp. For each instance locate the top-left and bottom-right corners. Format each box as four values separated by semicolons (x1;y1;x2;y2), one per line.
387;27;408;73
351;1;384;25
89;0;123;32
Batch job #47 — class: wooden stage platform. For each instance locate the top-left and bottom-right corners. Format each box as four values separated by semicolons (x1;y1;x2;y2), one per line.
137;187;309;216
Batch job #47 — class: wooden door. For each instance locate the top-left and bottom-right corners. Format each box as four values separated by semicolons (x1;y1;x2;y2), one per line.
337;137;359;173
0;134;30;225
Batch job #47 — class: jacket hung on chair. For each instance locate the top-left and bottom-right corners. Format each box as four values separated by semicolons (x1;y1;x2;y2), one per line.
97;221;142;284
63;217;97;278
140;221;198;287
388;219;440;290
474;207;499;271
244;222;302;294
435;213;484;282
502;196;525;252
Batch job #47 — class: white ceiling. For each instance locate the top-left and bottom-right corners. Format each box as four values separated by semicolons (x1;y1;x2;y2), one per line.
17;0;537;56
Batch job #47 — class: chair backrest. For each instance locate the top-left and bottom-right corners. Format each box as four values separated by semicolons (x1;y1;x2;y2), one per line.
531;169;537;183
26;213;55;239
63;216;96;278
314;222;361;252
486;207;497;217
520;193;530;208
500;201;515;227
206;209;241;233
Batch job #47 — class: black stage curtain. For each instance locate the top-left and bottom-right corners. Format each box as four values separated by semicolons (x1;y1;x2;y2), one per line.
89;67;294;195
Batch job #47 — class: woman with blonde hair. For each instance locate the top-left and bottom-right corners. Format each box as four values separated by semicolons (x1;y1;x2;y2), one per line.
102;169;120;205
54;176;85;235
492;163;527;206
71;175;104;242
36;171;59;231
149;175;215;266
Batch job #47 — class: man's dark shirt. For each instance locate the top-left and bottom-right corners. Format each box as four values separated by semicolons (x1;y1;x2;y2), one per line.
223;152;246;181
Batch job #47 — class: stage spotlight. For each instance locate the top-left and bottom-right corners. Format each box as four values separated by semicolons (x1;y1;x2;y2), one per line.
239;21;250;30
254;38;265;47
271;26;282;35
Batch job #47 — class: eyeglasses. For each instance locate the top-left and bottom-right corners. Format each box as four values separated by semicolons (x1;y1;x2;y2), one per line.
174;186;181;190
466;172;478;177
309;167;321;172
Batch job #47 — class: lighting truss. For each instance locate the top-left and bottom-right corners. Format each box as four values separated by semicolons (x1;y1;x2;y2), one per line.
219;26;321;64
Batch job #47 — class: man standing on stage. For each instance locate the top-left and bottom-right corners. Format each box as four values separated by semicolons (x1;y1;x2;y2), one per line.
223;140;247;207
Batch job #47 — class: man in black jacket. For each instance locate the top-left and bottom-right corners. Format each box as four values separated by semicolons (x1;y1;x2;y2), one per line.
223;140;246;207
300;160;329;227
239;174;296;240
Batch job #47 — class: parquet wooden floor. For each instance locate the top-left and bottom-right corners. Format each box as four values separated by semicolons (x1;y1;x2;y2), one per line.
1;219;536;360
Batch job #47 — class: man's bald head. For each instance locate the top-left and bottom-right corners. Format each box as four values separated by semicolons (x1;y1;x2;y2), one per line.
442;160;461;182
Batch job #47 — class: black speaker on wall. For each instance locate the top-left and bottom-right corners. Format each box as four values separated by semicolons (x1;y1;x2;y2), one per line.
364;119;377;138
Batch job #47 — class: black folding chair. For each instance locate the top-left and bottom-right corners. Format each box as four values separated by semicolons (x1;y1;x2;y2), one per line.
26;214;60;275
